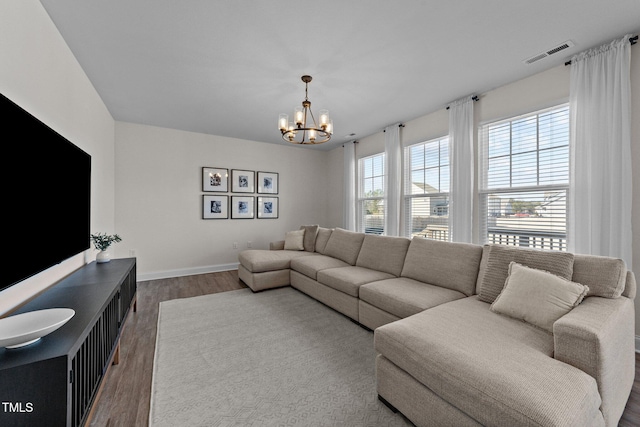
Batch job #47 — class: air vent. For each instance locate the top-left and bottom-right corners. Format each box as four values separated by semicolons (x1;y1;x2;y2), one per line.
524;53;548;65
523;40;575;65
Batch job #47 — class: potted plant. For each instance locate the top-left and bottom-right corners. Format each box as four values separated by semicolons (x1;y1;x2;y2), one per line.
90;233;122;263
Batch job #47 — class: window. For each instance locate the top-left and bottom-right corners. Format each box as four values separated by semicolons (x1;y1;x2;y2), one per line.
479;104;569;251
358;153;385;234
404;136;450;241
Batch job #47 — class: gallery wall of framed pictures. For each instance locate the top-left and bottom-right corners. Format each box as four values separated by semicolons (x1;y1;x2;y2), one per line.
201;167;279;220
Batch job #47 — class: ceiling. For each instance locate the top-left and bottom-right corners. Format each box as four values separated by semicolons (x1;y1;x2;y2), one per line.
39;0;640;151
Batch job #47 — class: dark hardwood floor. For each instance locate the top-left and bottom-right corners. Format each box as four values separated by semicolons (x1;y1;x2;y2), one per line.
88;270;246;427
621;358;640;427
89;271;640;426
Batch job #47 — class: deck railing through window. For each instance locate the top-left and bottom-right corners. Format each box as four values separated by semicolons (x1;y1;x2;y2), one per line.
487;228;566;251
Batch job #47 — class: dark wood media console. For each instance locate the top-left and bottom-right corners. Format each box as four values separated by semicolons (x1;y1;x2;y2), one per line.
0;258;137;427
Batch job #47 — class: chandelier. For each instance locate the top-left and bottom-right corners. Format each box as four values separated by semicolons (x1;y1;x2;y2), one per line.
278;75;332;144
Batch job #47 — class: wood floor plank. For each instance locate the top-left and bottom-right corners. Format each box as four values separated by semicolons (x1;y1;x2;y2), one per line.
620;365;640;427
88;271;640;426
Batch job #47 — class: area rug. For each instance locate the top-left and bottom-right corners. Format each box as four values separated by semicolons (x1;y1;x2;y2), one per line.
149;287;412;426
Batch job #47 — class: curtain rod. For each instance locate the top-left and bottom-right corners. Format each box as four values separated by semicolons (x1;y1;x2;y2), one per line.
383;124;405;132
564;35;637;66
446;95;479;110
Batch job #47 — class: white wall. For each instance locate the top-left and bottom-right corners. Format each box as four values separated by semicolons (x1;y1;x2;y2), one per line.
325;144;345;229
113;122;331;279
328;54;640;335
0;0;116;316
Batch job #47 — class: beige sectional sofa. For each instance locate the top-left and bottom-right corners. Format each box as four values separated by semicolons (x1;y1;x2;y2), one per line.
237;225;637;427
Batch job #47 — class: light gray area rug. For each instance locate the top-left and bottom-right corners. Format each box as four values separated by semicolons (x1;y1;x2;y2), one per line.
149;287;412;426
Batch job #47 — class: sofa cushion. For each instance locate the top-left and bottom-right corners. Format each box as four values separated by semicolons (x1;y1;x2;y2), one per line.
290;254;349;280
477;244;574;304
572;254;627;298
238;249;313;273
360;277;466;319
314;227;333;254
269;240;285;250
491;262;589;333
400;238;483;296
356;235;410;277
317;266;394;297
299;224;319;252
375;296;602;427
323;228;365;265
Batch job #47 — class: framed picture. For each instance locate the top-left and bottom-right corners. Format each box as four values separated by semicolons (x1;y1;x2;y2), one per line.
231;169;255;193
257;171;279;194
203;195;228;219
202;167;228;192
257;196;279;219
231;196;254;219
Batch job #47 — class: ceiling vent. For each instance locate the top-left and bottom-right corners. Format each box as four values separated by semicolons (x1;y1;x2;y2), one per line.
523;40;575;65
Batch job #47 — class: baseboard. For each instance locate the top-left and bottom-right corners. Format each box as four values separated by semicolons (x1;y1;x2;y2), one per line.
137;262;239;282
636;335;640;353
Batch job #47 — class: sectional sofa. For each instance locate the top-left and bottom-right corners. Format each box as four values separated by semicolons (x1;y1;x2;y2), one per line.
237;225;637;427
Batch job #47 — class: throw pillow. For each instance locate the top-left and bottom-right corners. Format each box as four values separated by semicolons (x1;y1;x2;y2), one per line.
478;244;574;304
284;230;305;251
490;262;589;333
299;224;319;252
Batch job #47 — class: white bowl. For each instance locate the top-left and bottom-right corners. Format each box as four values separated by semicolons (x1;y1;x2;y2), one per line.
0;308;75;349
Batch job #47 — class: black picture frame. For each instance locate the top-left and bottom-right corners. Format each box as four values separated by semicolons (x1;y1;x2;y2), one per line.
257;196;279;219
231;196;255;219
202;167;229;192
257;171;279;194
202;195;228;219
231;169;255;193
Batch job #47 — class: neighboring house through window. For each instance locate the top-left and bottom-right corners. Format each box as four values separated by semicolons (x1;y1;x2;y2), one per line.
478;104;569;250
358;153;385;234
404;136;450;241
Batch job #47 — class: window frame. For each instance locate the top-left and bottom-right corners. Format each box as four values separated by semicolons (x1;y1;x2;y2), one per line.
403;135;450;241
357;152;385;235
478;104;570;251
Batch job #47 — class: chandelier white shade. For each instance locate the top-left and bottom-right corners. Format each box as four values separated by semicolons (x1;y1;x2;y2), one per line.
279;75;332;144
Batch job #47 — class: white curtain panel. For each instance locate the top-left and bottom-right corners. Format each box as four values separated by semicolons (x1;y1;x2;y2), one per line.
384;125;402;236
569;34;632;268
448;96;475;243
343;141;356;231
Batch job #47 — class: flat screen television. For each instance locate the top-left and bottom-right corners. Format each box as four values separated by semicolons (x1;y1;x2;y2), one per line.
1;93;91;292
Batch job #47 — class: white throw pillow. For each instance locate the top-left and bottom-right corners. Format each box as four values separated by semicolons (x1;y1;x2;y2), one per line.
490;261;589;333
284;230;305;251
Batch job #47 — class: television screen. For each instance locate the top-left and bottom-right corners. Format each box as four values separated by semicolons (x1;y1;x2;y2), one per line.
1;93;91;292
